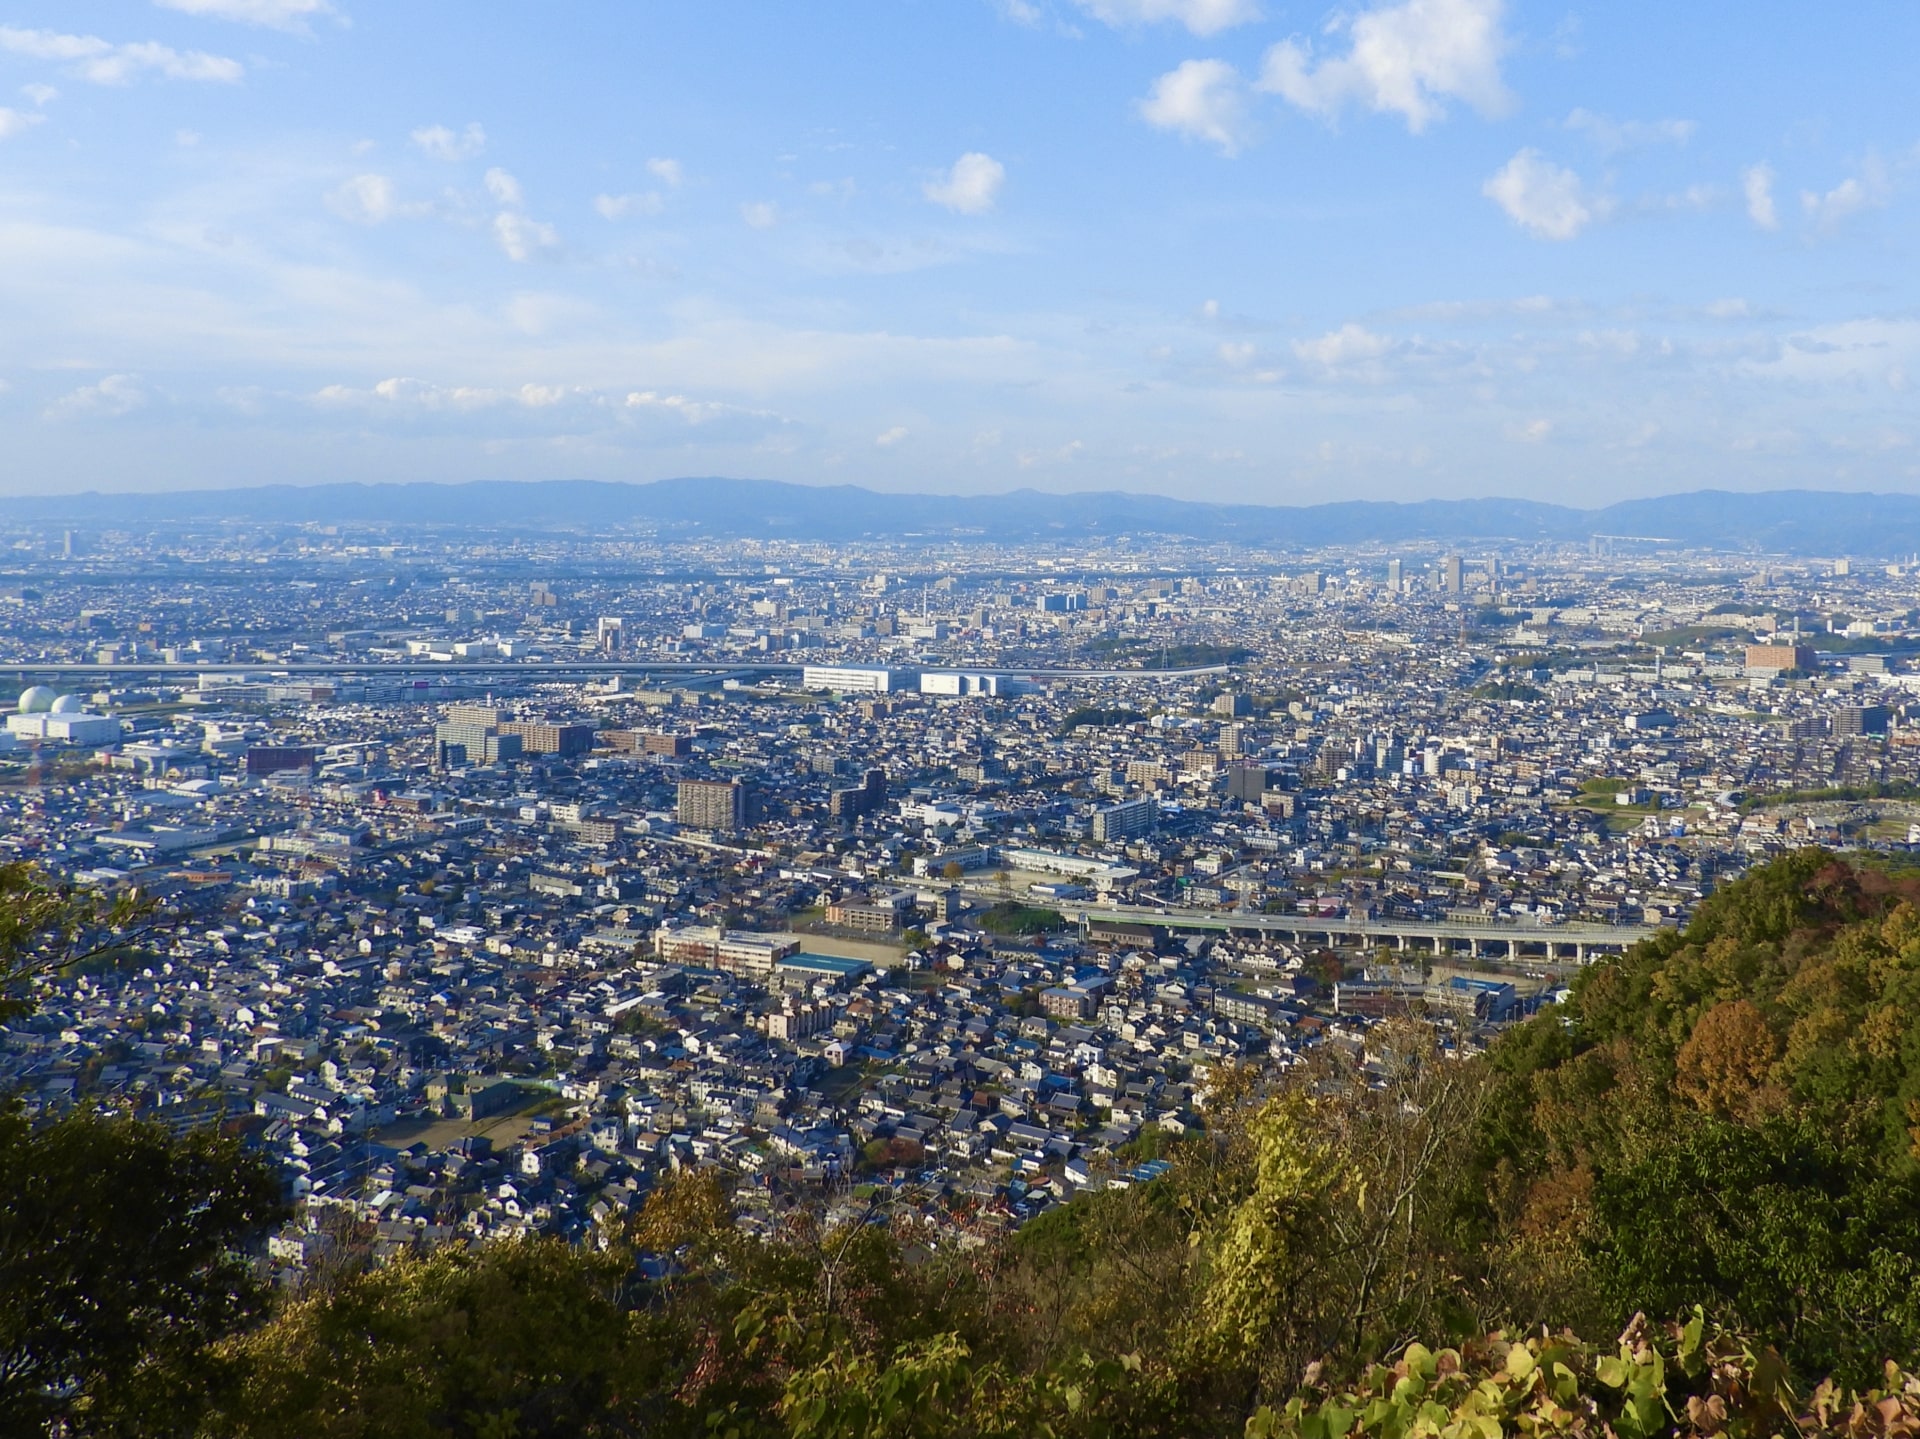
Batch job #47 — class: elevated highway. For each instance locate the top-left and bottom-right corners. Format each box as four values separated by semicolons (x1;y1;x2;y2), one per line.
1055;901;1666;963
0;658;1230;683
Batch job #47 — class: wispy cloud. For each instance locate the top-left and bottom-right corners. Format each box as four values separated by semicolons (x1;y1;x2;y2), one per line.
1071;0;1260;36
410;122;485;161
1742;164;1778;230
47;374;149;419
0;107;46;140
1563;108;1693;155
0;25;243;84
1802;156;1890;230
152;0;341;34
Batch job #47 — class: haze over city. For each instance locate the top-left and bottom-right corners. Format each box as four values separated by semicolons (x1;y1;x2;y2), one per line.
3;0;1919;502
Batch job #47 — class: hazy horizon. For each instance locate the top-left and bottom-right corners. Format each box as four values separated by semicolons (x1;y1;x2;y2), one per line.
2;1;1918;504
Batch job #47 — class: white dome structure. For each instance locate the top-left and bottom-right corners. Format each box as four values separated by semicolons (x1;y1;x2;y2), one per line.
49;694;84;715
17;686;56;714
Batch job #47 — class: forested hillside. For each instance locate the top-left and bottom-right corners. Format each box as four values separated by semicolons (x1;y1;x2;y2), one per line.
7;850;1920;1437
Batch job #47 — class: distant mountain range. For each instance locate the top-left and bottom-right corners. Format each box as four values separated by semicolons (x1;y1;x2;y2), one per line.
5;478;1920;556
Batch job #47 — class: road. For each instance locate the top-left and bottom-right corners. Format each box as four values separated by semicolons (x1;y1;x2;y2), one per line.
0;659;1232;682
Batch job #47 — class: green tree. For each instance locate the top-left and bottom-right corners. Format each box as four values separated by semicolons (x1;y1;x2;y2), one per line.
0;1106;287;1437
0;862;159;1020
211;1241;668;1439
1583;1112;1920;1385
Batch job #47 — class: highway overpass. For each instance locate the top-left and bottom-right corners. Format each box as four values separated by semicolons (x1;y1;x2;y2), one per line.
1056;902;1666;962
0;659;1231;683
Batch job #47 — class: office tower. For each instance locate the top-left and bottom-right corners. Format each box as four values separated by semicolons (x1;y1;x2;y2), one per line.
1386;559;1403;594
597;616;625;653
1441;555;1463;594
678;779;748;832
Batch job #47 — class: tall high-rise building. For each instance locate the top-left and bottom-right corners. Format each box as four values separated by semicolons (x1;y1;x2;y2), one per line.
433;705;523;767
1225;762;1268;804
678;779;748;832
1090;797;1157;843
1441;555;1464;593
1385;558;1404;594
829;767;888;820
1835;704;1889;736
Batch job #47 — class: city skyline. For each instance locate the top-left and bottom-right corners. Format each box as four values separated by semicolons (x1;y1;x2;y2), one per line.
2;1;1919;502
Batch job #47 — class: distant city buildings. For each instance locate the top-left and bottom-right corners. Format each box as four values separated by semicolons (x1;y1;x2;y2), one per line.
9;514;1920;1276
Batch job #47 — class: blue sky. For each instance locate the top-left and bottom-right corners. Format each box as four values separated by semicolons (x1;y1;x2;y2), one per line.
1;0;1917;505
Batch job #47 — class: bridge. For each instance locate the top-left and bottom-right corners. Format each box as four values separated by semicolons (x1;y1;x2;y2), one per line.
1057;902;1666;963
0;659;1230;683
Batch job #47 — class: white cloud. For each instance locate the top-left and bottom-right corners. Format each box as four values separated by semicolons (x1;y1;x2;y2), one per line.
1292;322;1391;366
646;157;683;187
1072;0;1261;36
317;378;585;411
1802;159;1889;230
741;201;779;229
47;374;148;418
492;211;558;262
594;191;664;219
994;0;1045;23
152;0;339;33
1139;59;1250;155
410;122;485;161
0;26;243;84
483;167;523;207
326;173;396;224
1742;163;1777;230
0;107;44;140
1505;417;1553;442
1257;0;1509;132
923;152;1006;214
1564;109;1693;154
20;83;58;105
1482;149;1605;240
623;391;766;426
875;425;909;446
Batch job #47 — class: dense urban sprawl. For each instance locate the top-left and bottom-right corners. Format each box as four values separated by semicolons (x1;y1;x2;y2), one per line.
6;520;1920;1281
